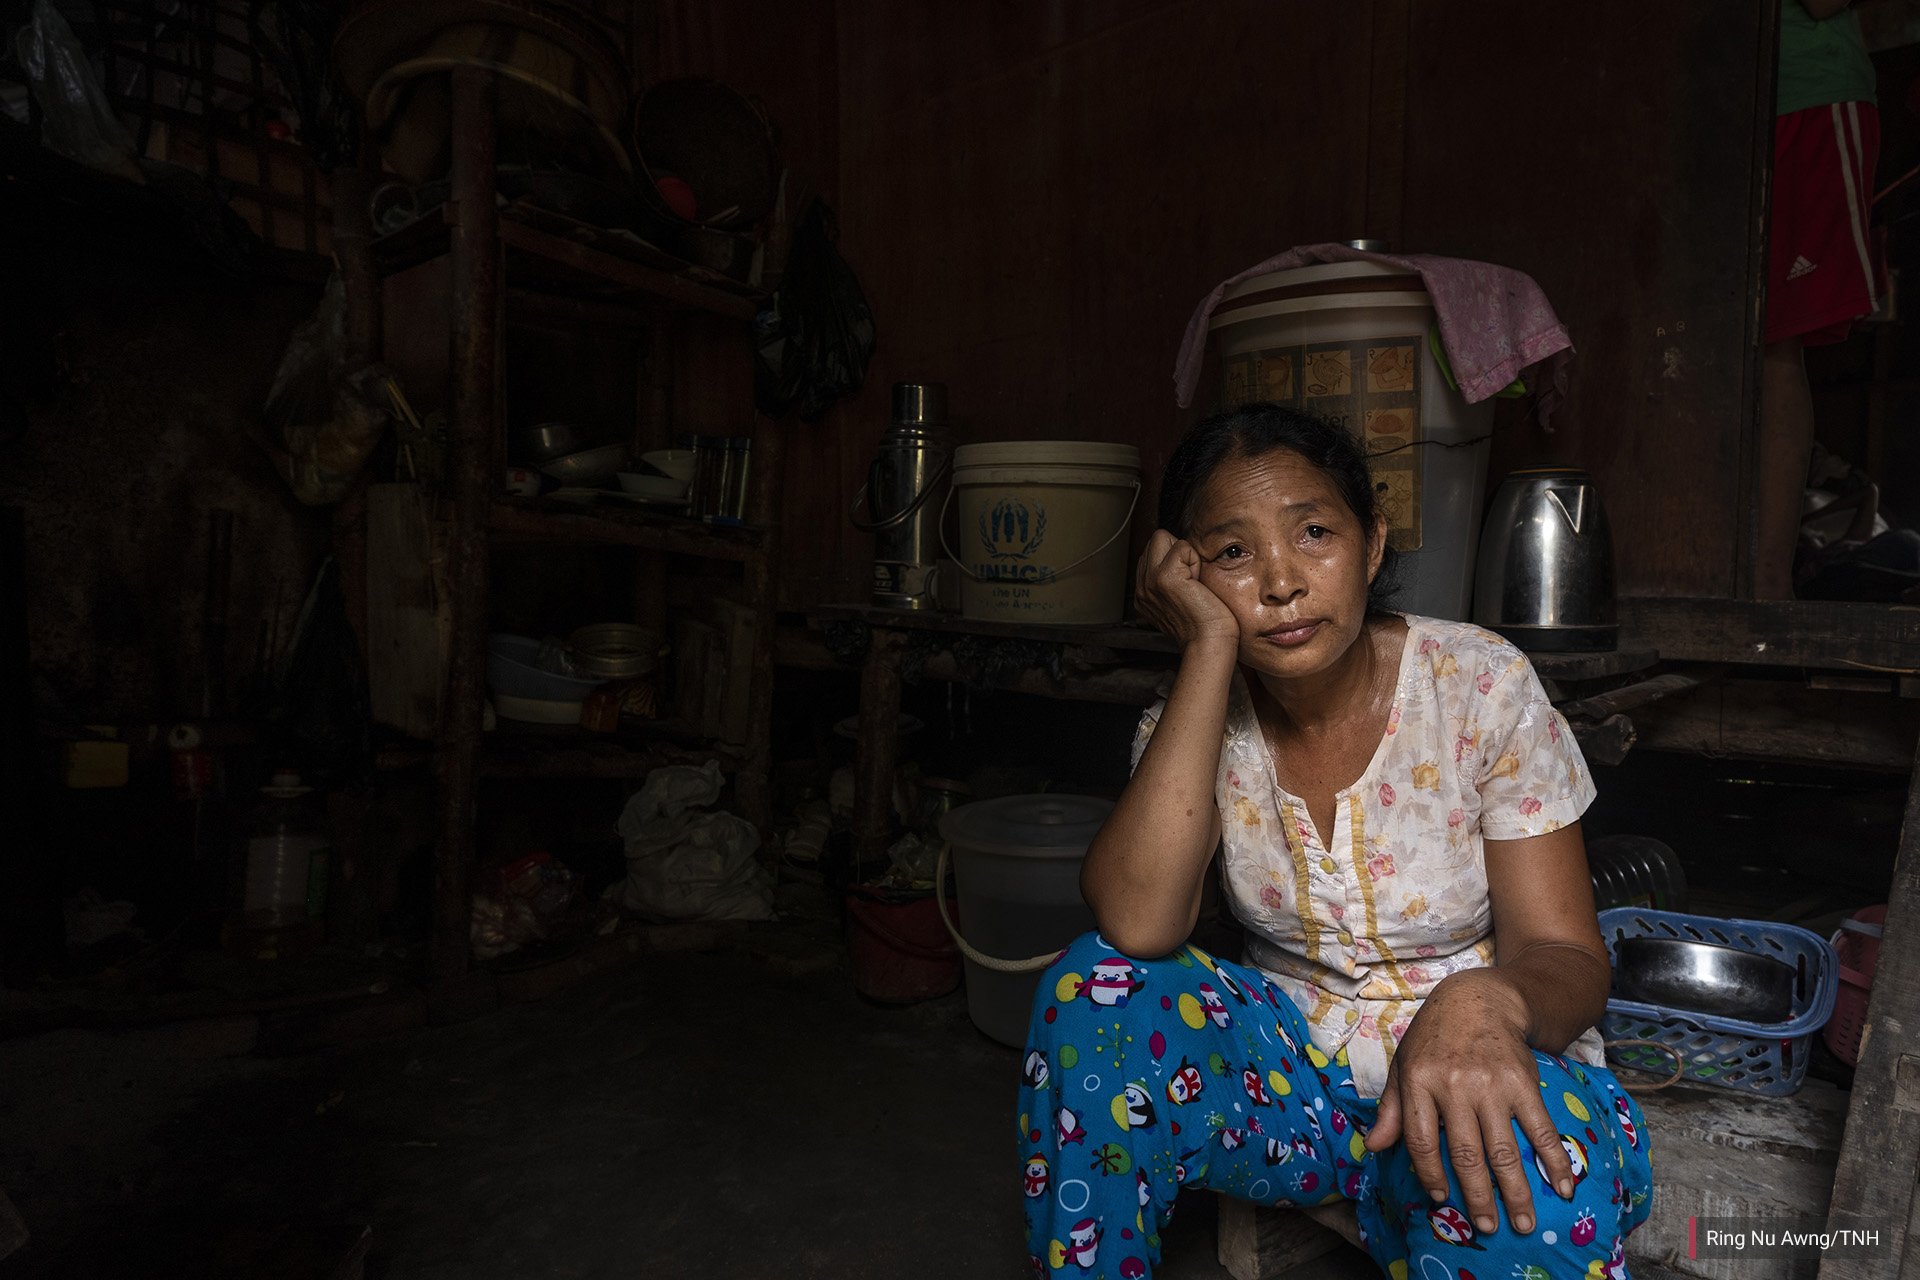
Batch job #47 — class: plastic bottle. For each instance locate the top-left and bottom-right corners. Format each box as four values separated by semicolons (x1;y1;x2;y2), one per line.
242;770;331;928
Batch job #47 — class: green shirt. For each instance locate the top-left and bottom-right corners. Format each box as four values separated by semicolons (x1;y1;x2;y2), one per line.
1778;2;1877;116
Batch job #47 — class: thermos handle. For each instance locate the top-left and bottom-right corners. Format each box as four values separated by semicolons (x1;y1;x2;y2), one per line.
849;454;952;534
938;480;1143;583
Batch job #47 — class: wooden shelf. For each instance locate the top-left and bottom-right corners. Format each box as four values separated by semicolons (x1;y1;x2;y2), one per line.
816;605;1679;684
489;497;766;562
1621;597;1920;671
371;200;765;322
375;720;744;779
810;603;1179;654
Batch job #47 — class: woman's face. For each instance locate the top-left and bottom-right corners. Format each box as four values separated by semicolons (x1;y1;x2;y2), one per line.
1185;447;1387;682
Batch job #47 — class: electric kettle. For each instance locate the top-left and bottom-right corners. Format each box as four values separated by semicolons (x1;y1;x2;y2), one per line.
1472;468;1616;652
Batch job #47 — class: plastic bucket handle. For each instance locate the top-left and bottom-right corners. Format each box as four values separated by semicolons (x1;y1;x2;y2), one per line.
936;478;1141;584
933;841;1070;974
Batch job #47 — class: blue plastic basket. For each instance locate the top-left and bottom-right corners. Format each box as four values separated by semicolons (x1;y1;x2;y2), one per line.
1598;907;1838;1096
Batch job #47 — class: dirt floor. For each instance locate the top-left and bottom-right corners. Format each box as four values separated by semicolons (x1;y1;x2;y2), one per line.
0;893;1376;1279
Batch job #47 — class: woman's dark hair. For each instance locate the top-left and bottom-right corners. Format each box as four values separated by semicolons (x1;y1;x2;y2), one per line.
1158;401;1399;608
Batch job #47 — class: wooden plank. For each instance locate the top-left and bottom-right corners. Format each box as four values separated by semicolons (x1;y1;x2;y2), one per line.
497;219;760;321
812;603;1178;654
1629;1081;1851;1280
853;629;907;868
1527;646;1662;682
1217;1198;1346;1280
1362;0;1410;246
914;651;1167;706
1621;599;1920;672
1630;679;1919;772
433;67;500;983
1558;669;1719;722
488;498;767;562
1820;747;1920;1280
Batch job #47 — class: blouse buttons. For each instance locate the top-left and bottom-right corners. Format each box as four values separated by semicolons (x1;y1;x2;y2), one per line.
1337;930;1354;945
1318;857;1337;874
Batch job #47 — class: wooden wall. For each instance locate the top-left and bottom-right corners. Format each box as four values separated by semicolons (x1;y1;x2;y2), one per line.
664;2;1774;606
1396;1;1775;599
786;0;1406;605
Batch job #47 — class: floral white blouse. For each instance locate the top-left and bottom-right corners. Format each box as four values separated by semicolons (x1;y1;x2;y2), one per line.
1132;614;1605;1099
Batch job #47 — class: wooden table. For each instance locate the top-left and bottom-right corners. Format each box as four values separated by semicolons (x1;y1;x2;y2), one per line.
812;605;1665;865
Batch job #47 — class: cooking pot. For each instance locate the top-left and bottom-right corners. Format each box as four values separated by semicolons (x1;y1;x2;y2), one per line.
1472;467;1616;652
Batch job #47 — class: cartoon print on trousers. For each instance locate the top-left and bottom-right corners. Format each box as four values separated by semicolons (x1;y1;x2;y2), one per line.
1570;1207;1599;1248
1112;1081;1157;1132
1166;1057;1206;1105
1263;1137;1293;1167
1531;1133;1590;1186
1024;1153;1050;1199
1586;1236;1629;1280
1079;957;1145;1007
1024;1048;1050;1090
1614;1096;1640;1150
1057;1105;1088;1146
1214;965;1248;1005
1242;1066;1273;1107
1197;982;1233;1028
1428;1204;1485;1250
1220;1128;1244;1152
1055;1217;1101;1270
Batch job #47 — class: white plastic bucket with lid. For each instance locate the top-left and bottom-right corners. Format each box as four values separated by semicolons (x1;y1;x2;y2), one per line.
1209;260;1497;621
937;793;1110;1046
943;441;1141;625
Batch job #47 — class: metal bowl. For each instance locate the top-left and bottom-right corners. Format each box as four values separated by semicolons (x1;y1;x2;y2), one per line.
538;443;631;486
1611;937;1797;1024
567;623;661;680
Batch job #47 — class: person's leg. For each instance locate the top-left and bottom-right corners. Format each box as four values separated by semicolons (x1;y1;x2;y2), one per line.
1017;934;1363;1278
1358;1051;1654;1280
1756;336;1813;600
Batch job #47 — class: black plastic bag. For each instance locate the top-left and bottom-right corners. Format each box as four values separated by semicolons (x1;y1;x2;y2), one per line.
755;199;874;421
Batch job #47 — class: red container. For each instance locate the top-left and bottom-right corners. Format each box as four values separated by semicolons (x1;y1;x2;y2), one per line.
845;885;961;1004
1824;904;1887;1066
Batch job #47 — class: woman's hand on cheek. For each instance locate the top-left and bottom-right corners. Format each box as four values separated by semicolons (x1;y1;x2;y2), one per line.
1362;969;1576;1238
1135;530;1241;651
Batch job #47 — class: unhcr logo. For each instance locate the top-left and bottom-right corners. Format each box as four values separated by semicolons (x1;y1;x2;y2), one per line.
979;497;1047;560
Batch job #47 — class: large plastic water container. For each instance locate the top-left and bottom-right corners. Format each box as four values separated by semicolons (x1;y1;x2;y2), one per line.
938;794;1110;1046
1208;261;1496;621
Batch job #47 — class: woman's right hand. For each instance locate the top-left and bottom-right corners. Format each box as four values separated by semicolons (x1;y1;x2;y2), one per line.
1134;530;1241;651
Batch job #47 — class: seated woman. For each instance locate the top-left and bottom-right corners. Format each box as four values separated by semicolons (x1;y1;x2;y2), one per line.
1018;405;1653;1280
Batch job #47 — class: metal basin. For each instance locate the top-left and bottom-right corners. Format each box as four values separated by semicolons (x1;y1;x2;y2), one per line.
1611;937;1797;1024
538;443;631;486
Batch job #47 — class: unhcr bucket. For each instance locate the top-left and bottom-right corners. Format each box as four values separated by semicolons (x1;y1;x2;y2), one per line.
942;441;1141;625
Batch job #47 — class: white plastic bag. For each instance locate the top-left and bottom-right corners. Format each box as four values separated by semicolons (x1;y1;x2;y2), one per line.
612;761;772;922
14;0;145;183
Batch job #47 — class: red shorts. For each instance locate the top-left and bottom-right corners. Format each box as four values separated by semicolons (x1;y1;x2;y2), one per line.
1767;101;1880;346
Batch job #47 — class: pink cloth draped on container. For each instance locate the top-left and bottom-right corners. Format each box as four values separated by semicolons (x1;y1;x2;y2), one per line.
1172;243;1575;426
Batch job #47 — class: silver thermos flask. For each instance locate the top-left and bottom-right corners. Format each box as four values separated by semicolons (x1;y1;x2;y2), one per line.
853;383;950;610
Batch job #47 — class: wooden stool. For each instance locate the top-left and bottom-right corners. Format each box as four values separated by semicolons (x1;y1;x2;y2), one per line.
1217;1198;1365;1279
